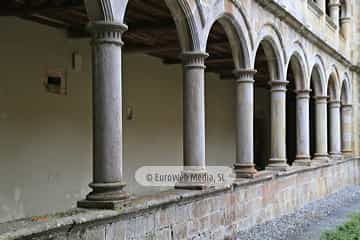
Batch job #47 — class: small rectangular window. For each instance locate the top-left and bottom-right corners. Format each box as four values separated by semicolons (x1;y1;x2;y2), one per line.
44;69;67;95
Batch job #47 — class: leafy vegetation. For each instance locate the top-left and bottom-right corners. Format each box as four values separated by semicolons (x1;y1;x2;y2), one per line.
321;213;360;240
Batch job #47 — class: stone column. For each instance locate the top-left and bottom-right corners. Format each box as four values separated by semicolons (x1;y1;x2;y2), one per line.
176;51;209;189
313;96;329;162
267;80;289;171
340;17;351;40
293;90;311;166
329;0;340;28
233;69;257;178
319;0;326;13
341;104;353;157
329;100;342;160
78;22;129;209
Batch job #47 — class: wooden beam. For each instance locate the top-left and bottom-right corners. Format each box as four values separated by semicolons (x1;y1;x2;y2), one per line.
124;40;230;54
0;0;83;16
21;14;70;29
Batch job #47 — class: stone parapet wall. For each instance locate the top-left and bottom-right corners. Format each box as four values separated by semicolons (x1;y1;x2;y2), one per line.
1;159;359;240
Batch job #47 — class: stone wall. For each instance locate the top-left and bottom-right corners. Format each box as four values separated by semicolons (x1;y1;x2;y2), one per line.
1;159;358;240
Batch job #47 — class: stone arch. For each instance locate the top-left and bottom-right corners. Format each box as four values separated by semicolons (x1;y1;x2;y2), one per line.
252;24;286;81
327;65;341;101
84;0;198;51
286;41;309;90
341;73;352;105
309;55;327;96
200;0;253;69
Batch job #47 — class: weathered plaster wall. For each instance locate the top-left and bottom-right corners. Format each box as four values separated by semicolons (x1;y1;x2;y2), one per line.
0;17;239;222
0;17;92;222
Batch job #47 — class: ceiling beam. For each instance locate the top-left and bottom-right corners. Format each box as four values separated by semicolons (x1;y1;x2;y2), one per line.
124;40;231;54
0;0;83;16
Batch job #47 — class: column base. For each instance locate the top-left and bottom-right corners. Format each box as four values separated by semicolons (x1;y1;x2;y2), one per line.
233;163;258;179
266;158;289;171
312;153;330;164
293;155;312;166
329;152;343;161
78;182;130;209
174;169;213;190
342;150;353;158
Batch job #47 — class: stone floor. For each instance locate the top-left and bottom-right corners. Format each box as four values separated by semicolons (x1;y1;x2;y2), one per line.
236;185;360;240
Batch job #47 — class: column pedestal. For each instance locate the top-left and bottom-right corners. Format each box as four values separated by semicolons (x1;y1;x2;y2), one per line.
78;21;129;209
233;69;258;178
293;90;312;166
175;51;209;190
266;80;289;171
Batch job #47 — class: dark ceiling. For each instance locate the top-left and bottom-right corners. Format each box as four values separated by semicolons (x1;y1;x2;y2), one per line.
0;0;290;86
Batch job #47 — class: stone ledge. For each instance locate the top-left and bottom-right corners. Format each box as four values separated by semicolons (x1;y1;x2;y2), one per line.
326;15;337;31
307;0;324;17
0;186;232;240
0;157;358;240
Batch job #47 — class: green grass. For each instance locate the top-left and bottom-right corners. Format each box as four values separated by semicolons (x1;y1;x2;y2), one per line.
321;212;360;240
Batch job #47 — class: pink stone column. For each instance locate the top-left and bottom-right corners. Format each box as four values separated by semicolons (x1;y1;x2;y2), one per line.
79;21;129;209
176;51;209;189
233;69;258;178
293;90;312;166
267;80;289;171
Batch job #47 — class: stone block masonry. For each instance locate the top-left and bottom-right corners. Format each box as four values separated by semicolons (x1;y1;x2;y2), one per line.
0;159;359;240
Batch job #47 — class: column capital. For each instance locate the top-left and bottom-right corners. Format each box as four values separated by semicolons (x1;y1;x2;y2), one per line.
181;51;209;69
233;69;257;83
342;104;353;109
295;89;311;99
89;21;128;46
313;95;328;103
329;2;341;7
328;100;341;108
269;80;289;92
340;16;351;23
